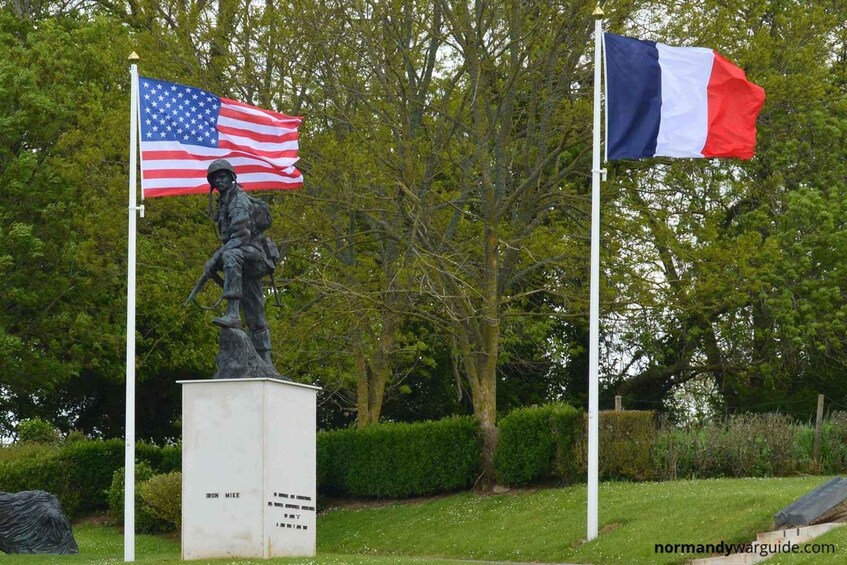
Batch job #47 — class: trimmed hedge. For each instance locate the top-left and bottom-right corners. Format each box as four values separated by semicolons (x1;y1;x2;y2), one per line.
6;406;847;511
497;408;661;485
572;410;657;481
495;403;582;485
0;439;181;518
318;416;482;498
62;439;125;513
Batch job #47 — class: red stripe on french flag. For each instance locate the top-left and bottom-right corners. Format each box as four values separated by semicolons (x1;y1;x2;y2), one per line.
703;52;766;159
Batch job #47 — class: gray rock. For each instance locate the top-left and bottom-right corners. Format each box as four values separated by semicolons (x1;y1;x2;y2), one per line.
214;327;290;380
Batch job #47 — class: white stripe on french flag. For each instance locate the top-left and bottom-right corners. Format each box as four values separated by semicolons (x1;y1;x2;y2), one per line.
604;33;766;161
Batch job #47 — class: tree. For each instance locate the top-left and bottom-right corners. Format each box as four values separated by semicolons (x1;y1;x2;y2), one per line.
369;0;644;480
0;7;227;439
605;0;847;421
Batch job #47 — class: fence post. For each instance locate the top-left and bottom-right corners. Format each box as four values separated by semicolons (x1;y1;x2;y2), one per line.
813;394;825;465
615;395;622;412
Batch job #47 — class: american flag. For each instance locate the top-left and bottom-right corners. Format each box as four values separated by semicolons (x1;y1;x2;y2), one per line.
138;76;303;197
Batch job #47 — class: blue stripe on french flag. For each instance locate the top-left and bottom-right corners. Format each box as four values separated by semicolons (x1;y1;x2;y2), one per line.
605;33;766;161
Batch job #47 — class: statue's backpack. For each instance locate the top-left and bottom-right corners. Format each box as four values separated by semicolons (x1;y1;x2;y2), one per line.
247;195;280;272
247;194;273;233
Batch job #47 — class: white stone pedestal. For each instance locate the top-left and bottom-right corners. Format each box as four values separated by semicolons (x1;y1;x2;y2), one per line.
178;378;319;560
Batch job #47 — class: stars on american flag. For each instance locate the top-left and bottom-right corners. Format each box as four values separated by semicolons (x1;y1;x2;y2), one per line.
139;79;221;147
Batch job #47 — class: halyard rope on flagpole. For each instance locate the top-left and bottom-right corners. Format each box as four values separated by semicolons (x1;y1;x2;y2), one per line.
588;4;606;542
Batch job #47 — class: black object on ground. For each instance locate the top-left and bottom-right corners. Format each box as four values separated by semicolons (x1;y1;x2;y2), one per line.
0;490;79;554
774;477;847;529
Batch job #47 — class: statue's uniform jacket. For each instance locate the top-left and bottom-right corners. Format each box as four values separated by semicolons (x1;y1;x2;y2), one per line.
215;183;272;353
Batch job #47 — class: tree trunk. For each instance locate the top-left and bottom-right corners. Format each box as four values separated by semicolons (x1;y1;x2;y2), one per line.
354;309;398;428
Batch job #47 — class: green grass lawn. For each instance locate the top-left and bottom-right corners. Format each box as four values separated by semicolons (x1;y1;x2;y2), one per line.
317;476;835;564
1;524;470;565
2;476;841;564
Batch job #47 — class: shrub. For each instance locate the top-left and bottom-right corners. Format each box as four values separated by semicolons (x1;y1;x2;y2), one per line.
140;472;181;532
318;416;481;498
572;410;658;481
819;411;847;473
0;439;181;518
61;439;124;514
551;406;585;484
157;444;182;473
64;430;88;444
17;418;60;445
0;450;75;513
601;411;658;480
652;422;692;481
687;414;804;478
108;463;170;533
495;403;582;486
654;413;809;480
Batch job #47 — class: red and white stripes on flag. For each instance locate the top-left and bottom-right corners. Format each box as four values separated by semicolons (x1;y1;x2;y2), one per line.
138;76;303;197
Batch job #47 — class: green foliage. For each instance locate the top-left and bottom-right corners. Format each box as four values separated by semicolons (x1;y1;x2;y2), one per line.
497;406;656;485
16;418;60;444
496;404;830;486
64;430;88;444
657;413;807;480
135;441;182;474
139;471;182;533
0;10;216;441
560;410;658;481
818;411;847;473
494;404;582;486
60;438;124;513
0;448;74;513
107;463;170;533
607;0;847;420
318;417;481;498
550;405;586;484
594;411;658;481
0;0;845;445
0;438;179;518
0;439;125;517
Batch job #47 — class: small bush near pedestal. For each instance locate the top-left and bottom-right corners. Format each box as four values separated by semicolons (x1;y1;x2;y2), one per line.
107;463;171;533
140;471;182;532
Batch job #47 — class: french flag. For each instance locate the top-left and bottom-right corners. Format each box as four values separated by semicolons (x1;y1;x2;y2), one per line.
605;33;766;161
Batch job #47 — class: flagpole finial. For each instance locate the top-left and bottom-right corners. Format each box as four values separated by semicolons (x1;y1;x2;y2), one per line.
128;52;140;62
593;5;605;18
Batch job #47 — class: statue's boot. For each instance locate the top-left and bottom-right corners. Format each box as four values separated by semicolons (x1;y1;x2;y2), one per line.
214;299;241;328
251;328;274;365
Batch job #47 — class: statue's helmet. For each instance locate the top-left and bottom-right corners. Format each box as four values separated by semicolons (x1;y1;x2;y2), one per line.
206;159;236;183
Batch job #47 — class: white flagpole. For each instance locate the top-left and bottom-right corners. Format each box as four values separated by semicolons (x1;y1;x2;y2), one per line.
125;51;141;563
588;5;605;542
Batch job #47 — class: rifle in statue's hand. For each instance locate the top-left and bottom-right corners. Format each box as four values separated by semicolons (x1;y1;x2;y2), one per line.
183;269;224;308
